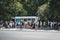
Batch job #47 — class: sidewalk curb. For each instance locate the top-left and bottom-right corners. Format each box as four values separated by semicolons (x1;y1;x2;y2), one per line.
0;28;60;32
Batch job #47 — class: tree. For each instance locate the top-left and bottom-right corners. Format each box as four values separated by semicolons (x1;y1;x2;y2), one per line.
19;0;48;16
50;0;60;21
0;0;60;21
0;0;27;20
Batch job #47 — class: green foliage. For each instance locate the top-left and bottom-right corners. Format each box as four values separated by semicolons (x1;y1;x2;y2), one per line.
0;0;60;21
0;0;27;20
20;9;27;16
37;3;48;16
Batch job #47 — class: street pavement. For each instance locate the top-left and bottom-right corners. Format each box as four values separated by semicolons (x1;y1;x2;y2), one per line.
0;28;60;40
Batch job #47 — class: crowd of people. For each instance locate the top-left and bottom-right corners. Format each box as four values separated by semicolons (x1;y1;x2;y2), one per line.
0;20;60;30
0;20;15;28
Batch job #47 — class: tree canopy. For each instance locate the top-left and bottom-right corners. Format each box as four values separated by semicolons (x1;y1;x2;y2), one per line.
0;0;60;21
